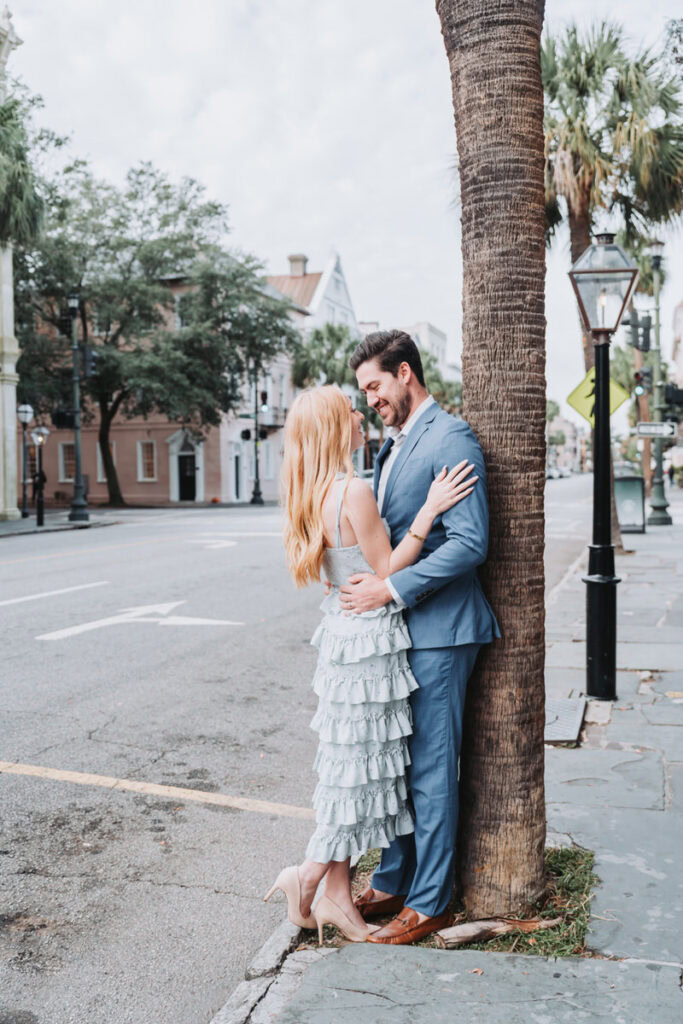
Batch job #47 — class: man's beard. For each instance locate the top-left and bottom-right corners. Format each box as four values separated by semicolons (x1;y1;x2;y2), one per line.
381;389;412;428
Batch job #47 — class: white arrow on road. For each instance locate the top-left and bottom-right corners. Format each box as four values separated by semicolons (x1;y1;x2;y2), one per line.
36;601;243;641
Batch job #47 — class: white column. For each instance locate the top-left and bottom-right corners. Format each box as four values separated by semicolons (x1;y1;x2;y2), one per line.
0;8;23;520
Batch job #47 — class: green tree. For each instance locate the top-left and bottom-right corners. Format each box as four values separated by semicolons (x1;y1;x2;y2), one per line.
15;160;295;505
421;349;462;414
0;96;43;246
291;322;357;390
546;398;560;422
543;22;683;370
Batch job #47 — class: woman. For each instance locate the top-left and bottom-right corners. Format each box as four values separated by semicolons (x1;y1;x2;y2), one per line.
264;385;477;943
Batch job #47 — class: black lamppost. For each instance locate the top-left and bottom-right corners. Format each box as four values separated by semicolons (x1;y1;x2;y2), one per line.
17;403;33;517
569;233;639;700
30;426;49;527
249;369;265;506
67;293;89;522
646;240;672;526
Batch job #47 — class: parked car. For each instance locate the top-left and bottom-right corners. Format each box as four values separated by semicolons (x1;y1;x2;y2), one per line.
546;466;561;480
558;466;572;478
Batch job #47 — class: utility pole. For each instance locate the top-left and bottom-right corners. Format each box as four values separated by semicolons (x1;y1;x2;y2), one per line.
68;293;89;522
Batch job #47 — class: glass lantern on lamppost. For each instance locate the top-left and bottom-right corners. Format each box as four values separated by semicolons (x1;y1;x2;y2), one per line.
568;233;639;701
17;403;33;518
30;425;50;528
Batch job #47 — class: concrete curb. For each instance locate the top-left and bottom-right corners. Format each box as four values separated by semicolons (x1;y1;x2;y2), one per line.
0;519;118;539
209;920;302;1024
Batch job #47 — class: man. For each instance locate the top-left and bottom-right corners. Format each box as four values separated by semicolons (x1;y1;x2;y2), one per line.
339;329;500;945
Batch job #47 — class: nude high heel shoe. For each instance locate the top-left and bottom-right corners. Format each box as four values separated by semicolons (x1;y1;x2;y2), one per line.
263;866;317;930
315;894;379;945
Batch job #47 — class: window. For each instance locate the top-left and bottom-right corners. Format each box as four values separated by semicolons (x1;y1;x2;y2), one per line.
58;442;75;483
326;303;335;322
97;441;116;483
137;440;157;482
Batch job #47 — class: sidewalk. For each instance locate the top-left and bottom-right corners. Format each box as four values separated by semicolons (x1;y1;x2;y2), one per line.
217;488;683;1024
0;510;117;537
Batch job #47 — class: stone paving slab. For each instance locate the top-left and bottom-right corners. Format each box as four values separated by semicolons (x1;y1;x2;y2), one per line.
547;641;682;672
545;748;664;810
670;765;683;812
274;945;683;1024
546;804;683;964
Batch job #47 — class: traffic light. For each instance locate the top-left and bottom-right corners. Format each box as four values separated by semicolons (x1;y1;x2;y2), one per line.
622;311;641;349
664;383;683;406
51;408;75;429
638;315;651;353
622;311;650;352
82;345;100;377
634;368;652;396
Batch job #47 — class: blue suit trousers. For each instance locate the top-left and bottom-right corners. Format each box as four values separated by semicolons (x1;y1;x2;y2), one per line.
371;643;481;916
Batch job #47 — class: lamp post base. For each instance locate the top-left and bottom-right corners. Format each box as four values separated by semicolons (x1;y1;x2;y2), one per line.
583;544;620;701
647;495;672;527
68;498;89;523
249;489;264;506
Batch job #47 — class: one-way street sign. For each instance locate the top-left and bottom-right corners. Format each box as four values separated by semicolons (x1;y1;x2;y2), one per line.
636;421;677;438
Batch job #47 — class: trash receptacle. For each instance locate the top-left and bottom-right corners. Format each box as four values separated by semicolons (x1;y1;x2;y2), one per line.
614;475;645;533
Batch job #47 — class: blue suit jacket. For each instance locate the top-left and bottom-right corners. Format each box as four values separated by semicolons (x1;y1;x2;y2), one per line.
374;402;501;650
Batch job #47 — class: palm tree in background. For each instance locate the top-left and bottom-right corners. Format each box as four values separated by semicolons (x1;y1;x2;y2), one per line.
543;22;683;371
436;0;547;917
0;97;43;246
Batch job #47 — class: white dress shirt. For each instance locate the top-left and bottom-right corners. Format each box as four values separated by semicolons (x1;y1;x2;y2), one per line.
377;395;436;606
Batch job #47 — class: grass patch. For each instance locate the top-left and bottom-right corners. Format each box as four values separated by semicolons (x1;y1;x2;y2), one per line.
300;846;599;957
455;846;599;957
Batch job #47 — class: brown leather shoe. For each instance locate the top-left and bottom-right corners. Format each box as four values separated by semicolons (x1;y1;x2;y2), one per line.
366;906;451;945
353;885;406;920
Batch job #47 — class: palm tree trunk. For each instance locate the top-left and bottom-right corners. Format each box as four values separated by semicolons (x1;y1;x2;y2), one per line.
436;0;547;916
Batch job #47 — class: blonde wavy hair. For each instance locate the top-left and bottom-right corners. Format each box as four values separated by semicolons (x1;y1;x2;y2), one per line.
282;385;354;588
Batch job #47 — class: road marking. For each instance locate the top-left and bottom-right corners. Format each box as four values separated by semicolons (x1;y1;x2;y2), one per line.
0;581;109;607
36;601;243;641
0;761;315;820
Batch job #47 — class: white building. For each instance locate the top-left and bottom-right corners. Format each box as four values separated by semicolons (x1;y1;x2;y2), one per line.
672;299;683;386
219;250;364;503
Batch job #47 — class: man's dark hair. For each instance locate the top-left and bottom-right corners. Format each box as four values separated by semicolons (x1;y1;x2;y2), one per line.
349;329;425;387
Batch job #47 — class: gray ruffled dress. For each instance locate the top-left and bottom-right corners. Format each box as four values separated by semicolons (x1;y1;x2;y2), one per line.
305;476;418;863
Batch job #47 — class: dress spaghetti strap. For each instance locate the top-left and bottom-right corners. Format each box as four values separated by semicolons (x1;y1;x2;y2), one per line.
334;477;345;549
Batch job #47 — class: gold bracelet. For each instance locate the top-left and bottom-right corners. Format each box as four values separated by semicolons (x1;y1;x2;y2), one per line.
408;527;426;542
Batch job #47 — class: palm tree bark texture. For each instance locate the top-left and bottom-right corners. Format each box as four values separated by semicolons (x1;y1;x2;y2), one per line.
435;0;547;917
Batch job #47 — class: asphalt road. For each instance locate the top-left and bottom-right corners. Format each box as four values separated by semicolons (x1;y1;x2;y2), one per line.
0;475;591;1024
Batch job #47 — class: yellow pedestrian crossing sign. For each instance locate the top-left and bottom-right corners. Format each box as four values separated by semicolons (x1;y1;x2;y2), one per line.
566;367;630;427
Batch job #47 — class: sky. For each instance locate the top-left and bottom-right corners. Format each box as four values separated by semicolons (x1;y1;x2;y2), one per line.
8;0;682;429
